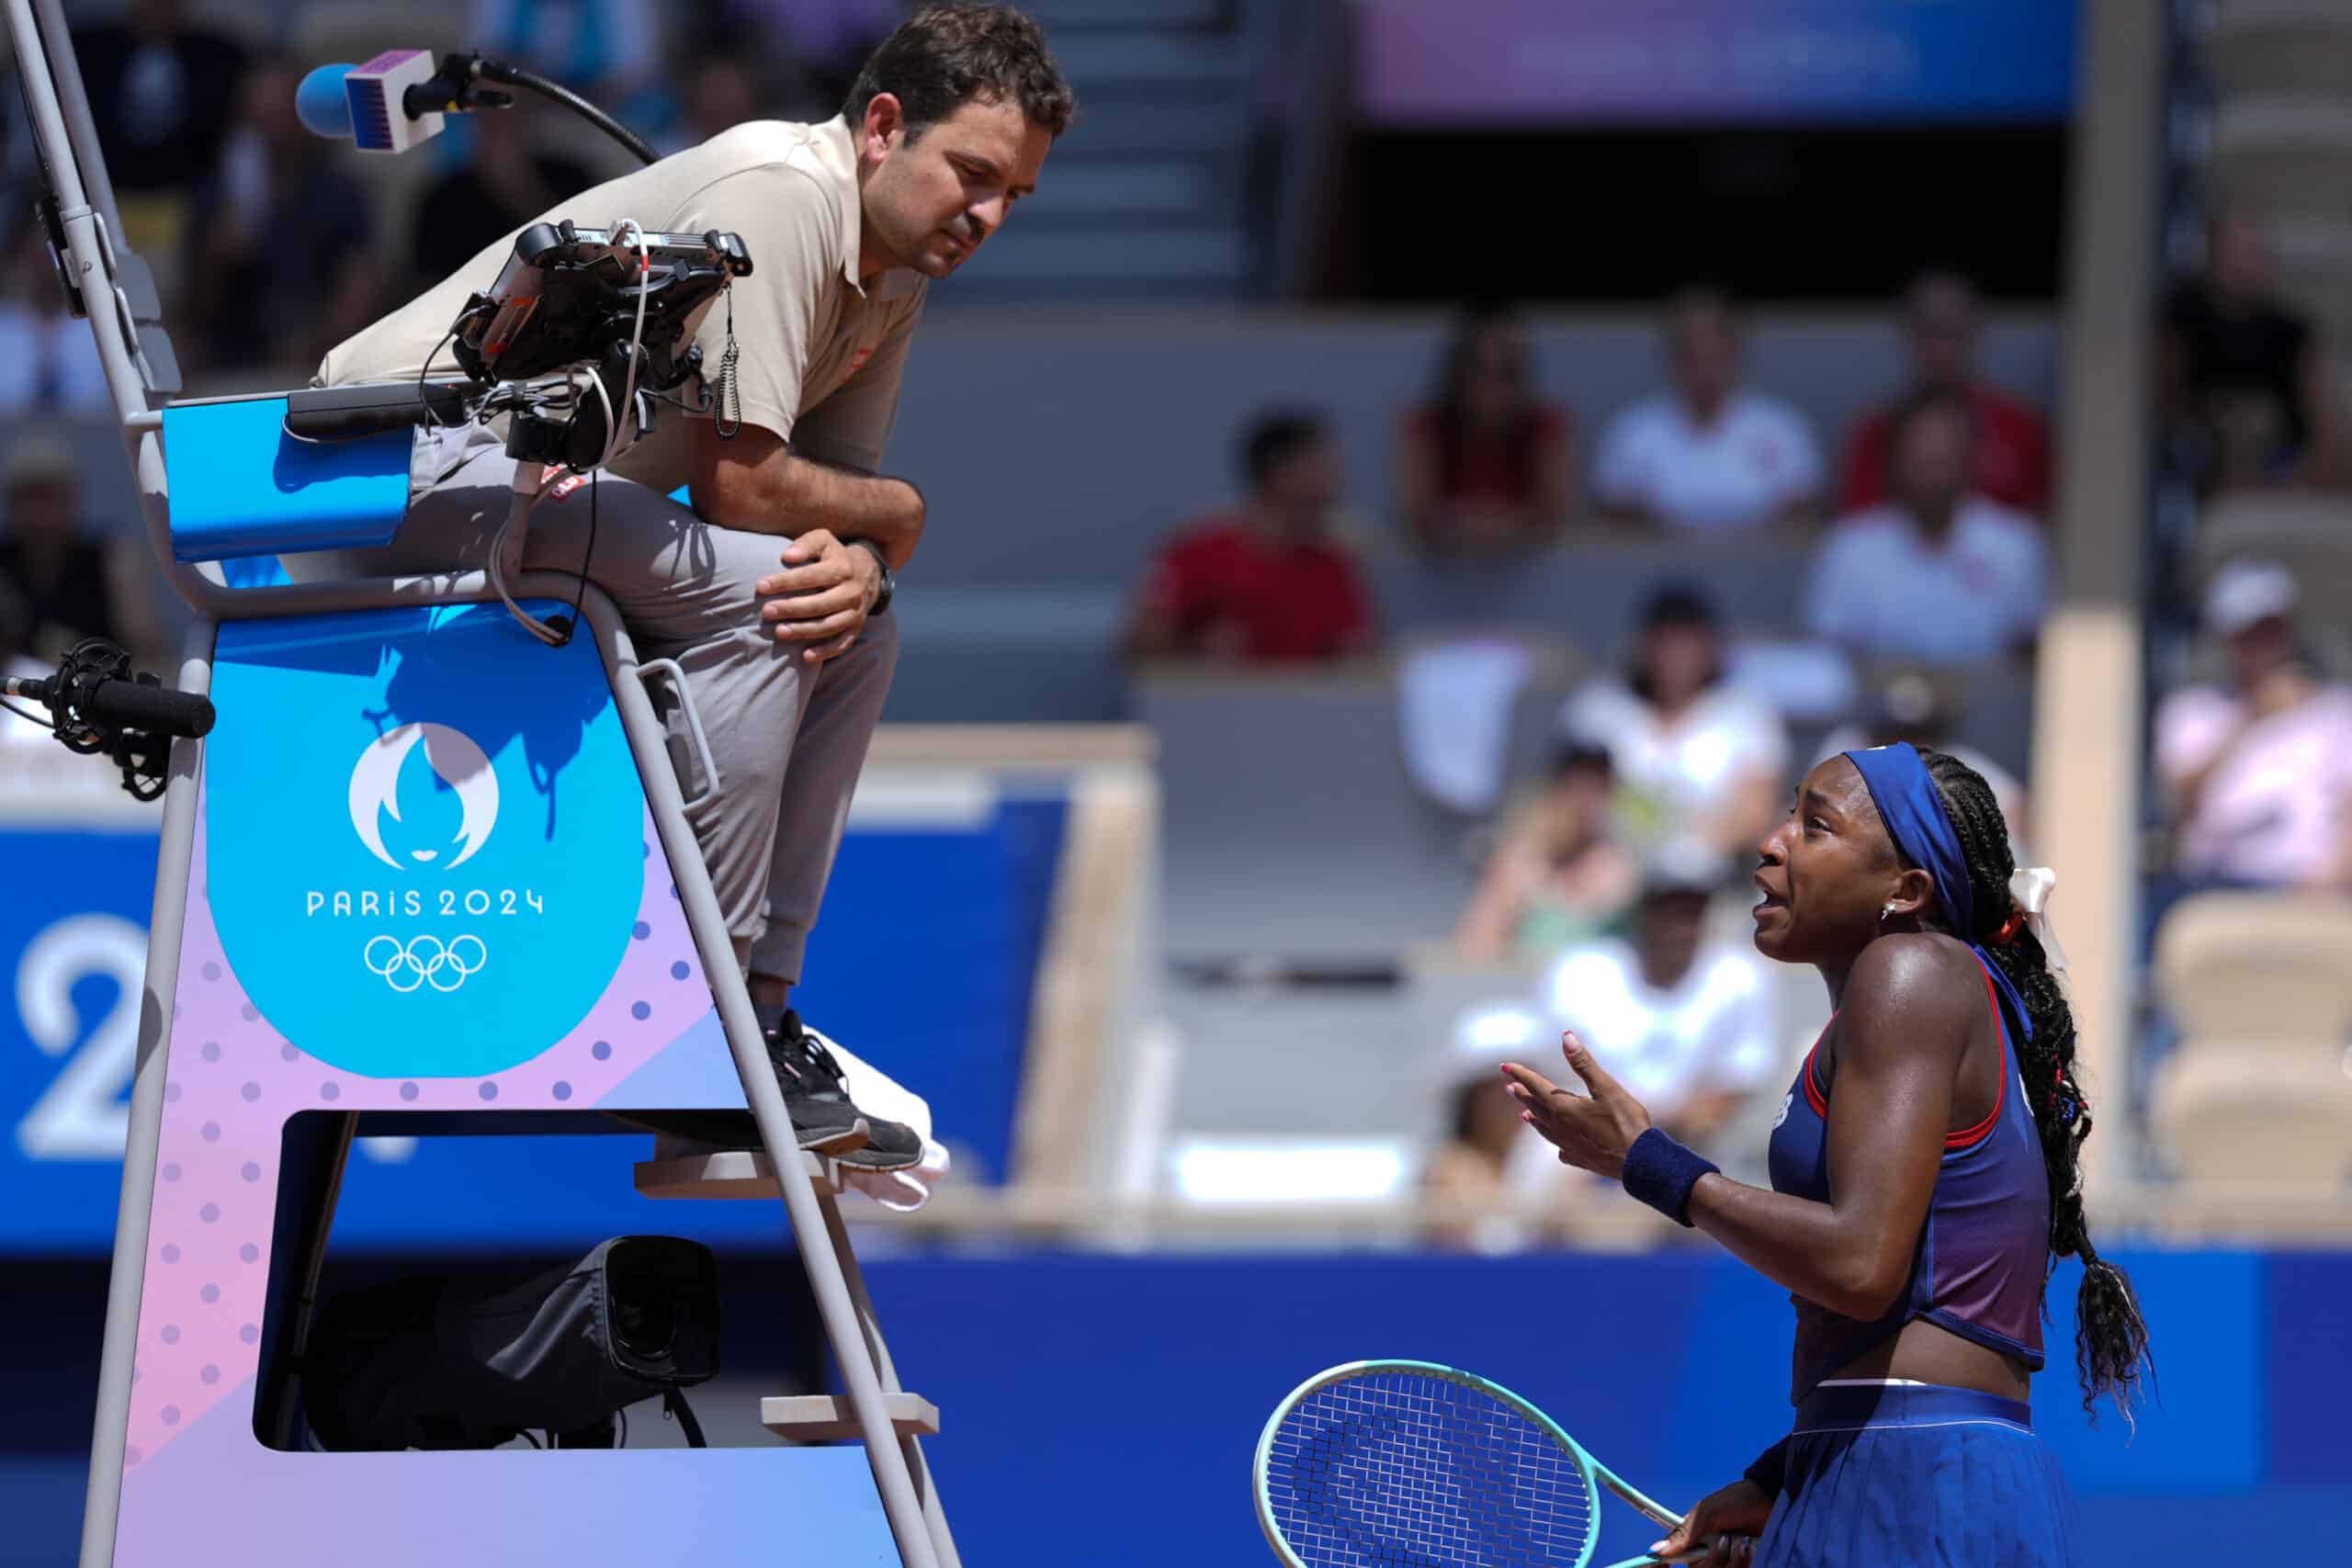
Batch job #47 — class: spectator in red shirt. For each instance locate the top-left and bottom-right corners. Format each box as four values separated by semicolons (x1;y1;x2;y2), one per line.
1397;303;1575;556
1125;412;1374;664
1838;270;2053;518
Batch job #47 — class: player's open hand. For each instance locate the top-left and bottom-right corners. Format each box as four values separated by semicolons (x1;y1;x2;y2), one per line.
1645;1478;1771;1566
1499;1032;1654;1179
757;528;881;665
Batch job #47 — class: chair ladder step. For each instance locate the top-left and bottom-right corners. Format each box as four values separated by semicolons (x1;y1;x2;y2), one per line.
763;1393;941;1442
634;1146;842;1199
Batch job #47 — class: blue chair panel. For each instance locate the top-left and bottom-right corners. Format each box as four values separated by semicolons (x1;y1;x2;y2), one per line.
163;396;411;562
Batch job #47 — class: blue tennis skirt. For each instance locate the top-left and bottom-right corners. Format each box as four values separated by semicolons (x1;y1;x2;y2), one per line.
1753;1382;2084;1567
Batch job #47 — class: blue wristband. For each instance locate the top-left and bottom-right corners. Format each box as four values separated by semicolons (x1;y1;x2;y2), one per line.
1619;1127;1719;1227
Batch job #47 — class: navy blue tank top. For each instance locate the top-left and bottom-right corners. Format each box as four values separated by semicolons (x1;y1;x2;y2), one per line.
1765;955;2050;1400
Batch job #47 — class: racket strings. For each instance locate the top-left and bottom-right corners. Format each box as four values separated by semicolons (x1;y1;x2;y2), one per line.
1265;1370;1597;1567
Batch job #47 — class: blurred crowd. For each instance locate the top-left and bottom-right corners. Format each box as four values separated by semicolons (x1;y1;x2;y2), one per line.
1;0;899;672
1106;207;2351;1240
1120;279;2061;670
2;2;2346;1225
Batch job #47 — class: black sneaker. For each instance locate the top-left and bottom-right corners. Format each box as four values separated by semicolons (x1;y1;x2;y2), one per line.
782;1014;925;1174
756;1010;880;1155
616;1011;869;1155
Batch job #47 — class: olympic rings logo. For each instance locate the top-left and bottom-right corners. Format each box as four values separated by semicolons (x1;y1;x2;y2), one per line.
363;934;488;993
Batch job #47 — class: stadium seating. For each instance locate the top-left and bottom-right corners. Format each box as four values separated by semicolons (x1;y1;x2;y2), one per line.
2209;96;2352;334
2152;1041;2352;1183
925;0;1280;303
2150;892;2352;1182
2154;891;2352;1043
2208;0;2352;99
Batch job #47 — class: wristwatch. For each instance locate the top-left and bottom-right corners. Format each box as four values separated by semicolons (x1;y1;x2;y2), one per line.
845;536;894;615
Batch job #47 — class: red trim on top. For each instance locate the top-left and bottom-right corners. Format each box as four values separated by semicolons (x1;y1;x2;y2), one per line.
1944;967;2008;1151
1801;1017;1834;1116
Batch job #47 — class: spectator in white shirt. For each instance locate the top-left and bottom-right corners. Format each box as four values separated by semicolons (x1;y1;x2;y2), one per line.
2138;559;2352;1094
1560;582;1791;861
1592;288;1824;533
1804;387;2047;666
2153;559;2352;898
1426;839;1781;1247
1540;838;1781;1154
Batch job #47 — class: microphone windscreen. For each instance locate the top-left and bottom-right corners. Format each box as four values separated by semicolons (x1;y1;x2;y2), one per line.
295;63;357;140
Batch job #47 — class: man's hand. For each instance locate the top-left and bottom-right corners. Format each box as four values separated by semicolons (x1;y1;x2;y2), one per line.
1500;1031;1655;1179
756;529;881;665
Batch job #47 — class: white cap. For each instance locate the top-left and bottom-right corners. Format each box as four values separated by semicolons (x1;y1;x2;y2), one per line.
2205;558;2298;637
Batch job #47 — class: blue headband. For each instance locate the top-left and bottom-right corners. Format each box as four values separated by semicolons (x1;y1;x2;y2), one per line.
1840;742;2033;1042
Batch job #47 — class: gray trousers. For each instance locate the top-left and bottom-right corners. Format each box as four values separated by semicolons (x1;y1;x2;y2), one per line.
300;430;896;982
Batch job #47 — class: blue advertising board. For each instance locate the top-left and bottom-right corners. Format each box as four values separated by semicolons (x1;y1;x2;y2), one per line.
0;789;1062;1252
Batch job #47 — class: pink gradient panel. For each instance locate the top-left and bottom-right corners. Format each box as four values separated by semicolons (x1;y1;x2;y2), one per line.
120;795;716;1477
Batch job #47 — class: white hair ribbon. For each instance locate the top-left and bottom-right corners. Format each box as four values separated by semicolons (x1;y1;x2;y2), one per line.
2007;865;2067;976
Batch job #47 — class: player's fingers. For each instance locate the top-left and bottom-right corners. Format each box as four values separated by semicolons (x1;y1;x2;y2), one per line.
1502;1081;1566;1134
1499;1062;1563;1100
1560;1031;1622;1097
1520;1107;1564;1143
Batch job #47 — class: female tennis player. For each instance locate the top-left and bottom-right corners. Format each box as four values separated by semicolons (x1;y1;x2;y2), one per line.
1503;744;2150;1567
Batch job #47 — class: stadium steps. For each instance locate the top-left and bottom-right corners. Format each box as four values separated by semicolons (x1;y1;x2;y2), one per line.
2209;0;2352;98
938;2;1276;304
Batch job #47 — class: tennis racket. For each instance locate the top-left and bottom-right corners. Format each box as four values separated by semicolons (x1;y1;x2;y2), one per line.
1254;1359;1708;1568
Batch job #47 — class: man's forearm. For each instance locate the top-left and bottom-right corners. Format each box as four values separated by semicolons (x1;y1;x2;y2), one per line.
700;452;927;567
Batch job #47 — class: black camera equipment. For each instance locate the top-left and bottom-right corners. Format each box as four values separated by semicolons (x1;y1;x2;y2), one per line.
300;1235;721;1452
453;220;752;469
0;637;215;801
455;220;752;388
278;220;752;470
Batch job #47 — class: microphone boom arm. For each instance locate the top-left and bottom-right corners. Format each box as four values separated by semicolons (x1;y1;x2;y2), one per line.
414;51;658;167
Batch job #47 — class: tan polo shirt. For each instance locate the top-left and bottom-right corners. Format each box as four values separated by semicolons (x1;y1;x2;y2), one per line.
315;116;927;493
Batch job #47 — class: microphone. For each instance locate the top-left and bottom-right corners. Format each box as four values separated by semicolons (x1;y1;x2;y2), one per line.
3;671;216;739
296;51;514;153
294;62;362;140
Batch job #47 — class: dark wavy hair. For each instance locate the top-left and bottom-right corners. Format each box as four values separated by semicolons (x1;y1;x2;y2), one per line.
1625;582;1726;705
1240;410;1328;491
1907;749;2154;1422
843;4;1078;141
1427;301;1541;495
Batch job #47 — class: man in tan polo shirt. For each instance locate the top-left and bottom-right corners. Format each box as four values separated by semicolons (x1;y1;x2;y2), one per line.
311;6;1074;1168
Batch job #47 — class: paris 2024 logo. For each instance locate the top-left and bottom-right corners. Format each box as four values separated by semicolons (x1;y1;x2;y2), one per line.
334;724;508;994
203;611;644;1079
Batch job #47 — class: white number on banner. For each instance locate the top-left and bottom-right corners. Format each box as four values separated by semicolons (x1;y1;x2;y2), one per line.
16;914;148;1159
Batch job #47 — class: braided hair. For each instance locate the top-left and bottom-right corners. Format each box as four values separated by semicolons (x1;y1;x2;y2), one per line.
1911;750;2153;1421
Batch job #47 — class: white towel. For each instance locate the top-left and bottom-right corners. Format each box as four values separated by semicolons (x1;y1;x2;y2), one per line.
1396;637;1535;815
817;1033;951;1213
